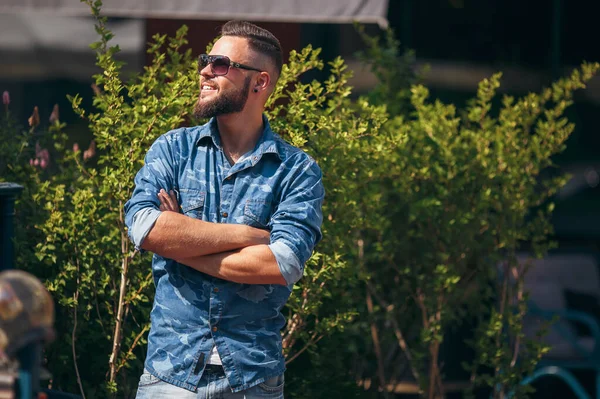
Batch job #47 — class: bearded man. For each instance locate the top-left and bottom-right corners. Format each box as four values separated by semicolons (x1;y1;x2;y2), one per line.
124;21;324;398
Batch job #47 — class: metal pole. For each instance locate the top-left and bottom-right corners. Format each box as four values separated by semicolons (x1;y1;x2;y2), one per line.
0;182;23;271
551;0;562;79
401;0;412;49
17;343;42;399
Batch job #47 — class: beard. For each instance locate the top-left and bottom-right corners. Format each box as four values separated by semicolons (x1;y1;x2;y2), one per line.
193;75;252;119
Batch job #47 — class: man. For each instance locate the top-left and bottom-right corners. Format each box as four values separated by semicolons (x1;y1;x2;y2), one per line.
124;21;324;398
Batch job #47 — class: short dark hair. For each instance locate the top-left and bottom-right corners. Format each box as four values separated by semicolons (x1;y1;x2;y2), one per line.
220;21;283;83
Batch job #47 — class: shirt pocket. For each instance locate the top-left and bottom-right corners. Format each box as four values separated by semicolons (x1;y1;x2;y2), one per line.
179;188;205;219
244;198;272;229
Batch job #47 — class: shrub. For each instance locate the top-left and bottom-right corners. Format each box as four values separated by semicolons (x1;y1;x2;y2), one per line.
350;28;599;398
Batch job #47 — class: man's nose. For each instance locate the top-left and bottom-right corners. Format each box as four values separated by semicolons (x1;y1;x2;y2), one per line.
199;63;214;78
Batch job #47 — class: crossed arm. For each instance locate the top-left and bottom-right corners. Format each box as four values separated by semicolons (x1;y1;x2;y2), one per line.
141;190;287;285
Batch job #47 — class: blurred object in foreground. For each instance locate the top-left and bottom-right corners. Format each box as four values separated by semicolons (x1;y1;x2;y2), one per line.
0;270;55;358
0;184;23;272
0;270;55;399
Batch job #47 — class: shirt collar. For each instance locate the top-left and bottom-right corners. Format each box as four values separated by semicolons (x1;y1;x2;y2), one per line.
196;115;283;162
195;117;222;148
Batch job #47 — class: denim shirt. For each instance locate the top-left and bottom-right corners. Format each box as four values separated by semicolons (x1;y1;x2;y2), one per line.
123;116;324;392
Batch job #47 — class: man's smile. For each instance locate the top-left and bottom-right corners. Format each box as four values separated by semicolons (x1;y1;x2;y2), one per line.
201;82;218;97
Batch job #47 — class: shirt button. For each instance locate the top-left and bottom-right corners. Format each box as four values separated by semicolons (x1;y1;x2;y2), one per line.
213;287;219;293
222;212;228;218
212;326;218;332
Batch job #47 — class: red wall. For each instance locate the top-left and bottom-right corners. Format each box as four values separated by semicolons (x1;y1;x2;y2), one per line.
145;19;302;64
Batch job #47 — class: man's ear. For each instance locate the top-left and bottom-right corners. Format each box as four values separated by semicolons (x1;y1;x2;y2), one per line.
254;71;271;93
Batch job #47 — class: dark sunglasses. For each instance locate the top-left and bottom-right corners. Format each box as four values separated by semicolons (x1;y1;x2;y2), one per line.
198;54;263;76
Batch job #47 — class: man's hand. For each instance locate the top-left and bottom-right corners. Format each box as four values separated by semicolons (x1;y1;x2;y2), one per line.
158;189;180;213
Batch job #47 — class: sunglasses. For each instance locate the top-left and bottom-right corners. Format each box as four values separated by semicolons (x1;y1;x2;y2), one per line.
198;54;263;76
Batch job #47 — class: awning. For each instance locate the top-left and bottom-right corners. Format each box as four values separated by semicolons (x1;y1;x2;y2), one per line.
0;13;144;79
0;0;389;80
0;0;389;28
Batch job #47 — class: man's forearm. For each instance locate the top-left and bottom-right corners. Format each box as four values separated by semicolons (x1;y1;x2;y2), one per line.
175;244;287;286
141;211;270;259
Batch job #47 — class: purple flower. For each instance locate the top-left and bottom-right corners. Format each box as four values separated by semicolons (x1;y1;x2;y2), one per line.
39;149;49;169
73;143;80;152
28;106;40;128
91;84;102;97
32;141;50;169
49;104;59;123
83;140;96;161
2;91;9;106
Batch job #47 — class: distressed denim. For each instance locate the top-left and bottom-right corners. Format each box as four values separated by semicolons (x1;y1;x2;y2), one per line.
124;116;324;392
136;367;284;398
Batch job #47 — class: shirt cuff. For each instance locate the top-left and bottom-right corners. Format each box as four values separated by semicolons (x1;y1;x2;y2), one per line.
268;241;302;285
131;208;162;250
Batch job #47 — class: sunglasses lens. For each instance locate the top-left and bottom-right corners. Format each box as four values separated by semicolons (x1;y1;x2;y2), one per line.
211;57;230;76
198;55;231;76
198;55;209;70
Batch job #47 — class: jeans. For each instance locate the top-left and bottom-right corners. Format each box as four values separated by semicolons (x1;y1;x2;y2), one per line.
135;366;285;399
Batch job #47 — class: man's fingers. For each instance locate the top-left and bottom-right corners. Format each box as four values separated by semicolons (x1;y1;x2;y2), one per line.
157;190;167;205
166;190;179;211
158;190;170;211
157;189;179;212
168;190;179;211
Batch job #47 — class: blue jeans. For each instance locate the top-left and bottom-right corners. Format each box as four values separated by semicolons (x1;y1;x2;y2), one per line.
135;366;285;398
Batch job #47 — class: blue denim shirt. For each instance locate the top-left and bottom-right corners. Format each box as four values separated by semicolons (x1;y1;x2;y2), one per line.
123;116;324;392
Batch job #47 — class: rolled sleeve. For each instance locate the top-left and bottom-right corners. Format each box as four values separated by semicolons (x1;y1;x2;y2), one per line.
124;134;176;245
269;157;325;284
269;241;302;285
131;208;162;250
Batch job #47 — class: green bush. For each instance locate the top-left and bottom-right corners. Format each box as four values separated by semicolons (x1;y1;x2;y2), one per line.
338;29;599;398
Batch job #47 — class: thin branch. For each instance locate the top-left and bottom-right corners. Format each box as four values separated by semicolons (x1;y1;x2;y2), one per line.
116;324;150;374
429;340;443;399
510;265;525;368
72;302;86;399
282;312;303;349
72;260;87;399
285;333;325;365
366;281;421;384
92;281;107;337
282;286;310;351
366;289;389;398
109;201;130;384
358;237;389;398
435;296;445;397
415;288;429;330
393;319;420;382
121;267;149;328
